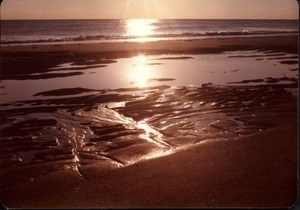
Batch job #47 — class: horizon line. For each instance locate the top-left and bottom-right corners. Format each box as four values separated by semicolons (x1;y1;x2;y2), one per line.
1;17;299;21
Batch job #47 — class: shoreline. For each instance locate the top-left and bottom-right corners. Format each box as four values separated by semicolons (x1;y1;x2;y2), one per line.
1;35;298;55
1;35;298;81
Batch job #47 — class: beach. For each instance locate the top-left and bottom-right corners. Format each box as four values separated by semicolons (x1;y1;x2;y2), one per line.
0;35;298;208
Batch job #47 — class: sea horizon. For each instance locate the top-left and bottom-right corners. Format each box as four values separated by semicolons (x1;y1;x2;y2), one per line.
1;19;298;45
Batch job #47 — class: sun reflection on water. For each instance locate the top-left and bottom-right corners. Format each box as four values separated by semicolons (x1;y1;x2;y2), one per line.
129;55;152;87
125;19;157;41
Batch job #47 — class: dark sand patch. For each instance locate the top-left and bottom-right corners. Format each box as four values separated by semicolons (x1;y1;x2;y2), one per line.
228;53;287;58
227;77;298;85
227;79;265;84
267;55;298;60
0;52;117;79
49;64;108;71
33;87;99;96
1;72;84;80
290;68;298;71
147;78;175;83
146;62;163;65
153;56;194;60
279;60;298;65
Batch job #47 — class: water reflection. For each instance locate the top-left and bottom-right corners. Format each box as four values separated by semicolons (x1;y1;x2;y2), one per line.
129;55;152;87
137;120;168;148
125;19;156;41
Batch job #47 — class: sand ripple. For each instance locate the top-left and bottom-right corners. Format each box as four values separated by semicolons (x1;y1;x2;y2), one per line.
0;83;297;180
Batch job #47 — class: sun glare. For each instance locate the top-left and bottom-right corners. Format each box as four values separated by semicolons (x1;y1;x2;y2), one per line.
129;55;152;87
126;19;156;38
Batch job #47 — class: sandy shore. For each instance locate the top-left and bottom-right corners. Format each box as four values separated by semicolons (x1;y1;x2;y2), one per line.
1;35;298;80
0;118;297;208
2;35;298;55
0;35;298;208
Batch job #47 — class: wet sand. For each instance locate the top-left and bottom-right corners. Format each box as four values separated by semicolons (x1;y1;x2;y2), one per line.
0;119;297;208
2;35;298;55
0;35;298;208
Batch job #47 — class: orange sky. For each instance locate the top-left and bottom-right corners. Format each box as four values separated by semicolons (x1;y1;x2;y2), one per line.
1;0;298;19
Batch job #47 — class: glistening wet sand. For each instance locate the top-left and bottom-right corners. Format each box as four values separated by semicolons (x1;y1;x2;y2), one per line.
0;36;298;208
0;120;297;208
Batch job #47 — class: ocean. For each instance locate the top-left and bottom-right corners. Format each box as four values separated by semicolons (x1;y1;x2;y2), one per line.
1;19;298;44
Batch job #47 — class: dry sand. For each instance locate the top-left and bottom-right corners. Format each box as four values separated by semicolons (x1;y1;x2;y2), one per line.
0;36;298;208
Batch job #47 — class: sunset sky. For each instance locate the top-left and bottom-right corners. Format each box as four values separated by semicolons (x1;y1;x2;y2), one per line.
1;0;298;20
